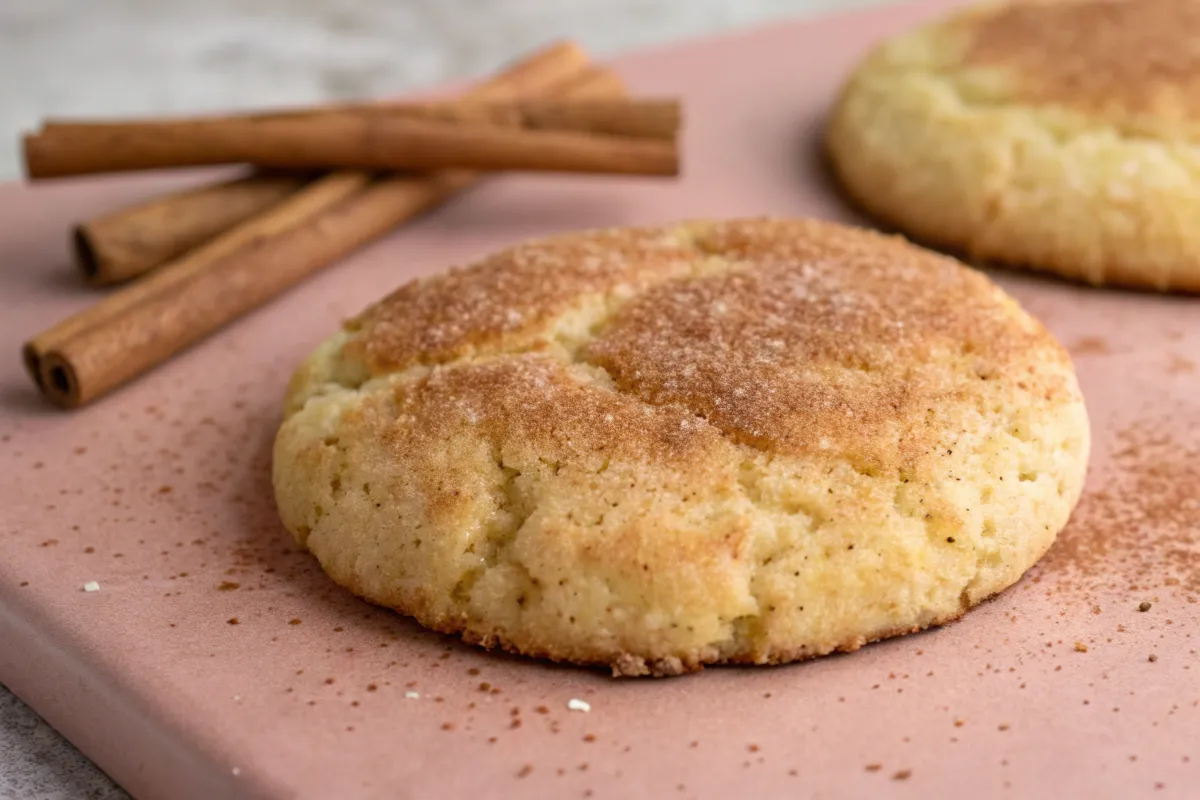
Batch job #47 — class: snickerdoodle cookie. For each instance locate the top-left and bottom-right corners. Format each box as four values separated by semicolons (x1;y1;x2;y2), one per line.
827;0;1200;292
272;218;1090;676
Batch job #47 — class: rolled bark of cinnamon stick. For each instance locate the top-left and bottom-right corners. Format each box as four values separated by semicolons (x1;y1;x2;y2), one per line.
24;170;371;391
28;43;617;408
73;171;309;285
24;113;676;179
42;98;680;142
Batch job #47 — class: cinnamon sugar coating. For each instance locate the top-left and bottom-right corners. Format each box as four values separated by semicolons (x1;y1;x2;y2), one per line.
964;0;1200;120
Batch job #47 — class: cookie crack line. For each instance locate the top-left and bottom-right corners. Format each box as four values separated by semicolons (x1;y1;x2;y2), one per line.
321;227;936;464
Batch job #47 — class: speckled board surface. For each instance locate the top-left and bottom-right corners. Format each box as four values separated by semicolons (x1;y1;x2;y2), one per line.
1;2;1198;798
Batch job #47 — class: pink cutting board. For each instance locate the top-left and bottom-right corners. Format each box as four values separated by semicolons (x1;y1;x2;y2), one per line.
2;2;1198;798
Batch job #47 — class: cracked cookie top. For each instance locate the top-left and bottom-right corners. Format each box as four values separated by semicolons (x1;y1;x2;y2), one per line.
273;217;1090;676
329;218;1067;470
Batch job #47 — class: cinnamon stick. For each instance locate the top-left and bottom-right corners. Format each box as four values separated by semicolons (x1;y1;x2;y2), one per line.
73;171;309;285
24;111;677;179
27;43;618;408
24;170;371;391
42;98;681;142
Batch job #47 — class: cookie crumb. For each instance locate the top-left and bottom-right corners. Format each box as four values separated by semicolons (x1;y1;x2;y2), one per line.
1074;642;1088;653
1138;602;1152;612
568;698;591;712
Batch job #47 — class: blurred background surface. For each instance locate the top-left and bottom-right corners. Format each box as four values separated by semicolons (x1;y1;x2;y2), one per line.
1;0;892;797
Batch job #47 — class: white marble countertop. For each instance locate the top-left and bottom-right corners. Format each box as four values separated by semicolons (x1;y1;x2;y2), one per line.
1;0;891;796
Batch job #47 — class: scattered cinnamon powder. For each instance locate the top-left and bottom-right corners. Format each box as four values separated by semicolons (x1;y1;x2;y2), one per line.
226;617;239;625
892;769;912;781
865;764;882;772
517;765;533;778
1068;337;1111;356
218;581;240;591
1167;354;1195;375
1038;421;1200;596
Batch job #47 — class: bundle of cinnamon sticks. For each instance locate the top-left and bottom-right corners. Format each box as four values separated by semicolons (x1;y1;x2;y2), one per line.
21;42;682;409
